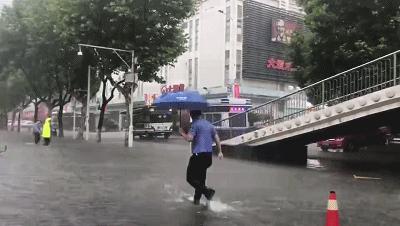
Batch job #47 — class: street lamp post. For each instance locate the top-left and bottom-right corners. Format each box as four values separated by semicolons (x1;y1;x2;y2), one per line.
72;96;76;139
77;43;136;148
86;65;91;141
128;52;136;148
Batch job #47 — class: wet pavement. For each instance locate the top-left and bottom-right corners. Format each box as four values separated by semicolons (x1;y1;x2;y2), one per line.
0;131;400;225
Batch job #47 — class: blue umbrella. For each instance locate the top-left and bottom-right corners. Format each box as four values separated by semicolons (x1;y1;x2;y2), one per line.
154;90;208;110
154;91;208;131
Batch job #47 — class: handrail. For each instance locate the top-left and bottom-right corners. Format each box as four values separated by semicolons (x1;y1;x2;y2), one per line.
213;50;400;129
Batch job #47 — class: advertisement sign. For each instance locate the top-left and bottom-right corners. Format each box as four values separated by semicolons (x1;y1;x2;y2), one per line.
229;106;246;113
144;93;158;106
161;83;185;94
242;0;304;80
265;58;294;71
233;82;240;98
271;19;299;44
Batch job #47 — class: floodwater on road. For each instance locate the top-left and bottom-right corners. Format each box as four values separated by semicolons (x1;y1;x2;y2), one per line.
0;131;400;225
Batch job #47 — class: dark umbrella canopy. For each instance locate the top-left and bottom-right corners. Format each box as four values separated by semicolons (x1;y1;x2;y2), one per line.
153;91;208;110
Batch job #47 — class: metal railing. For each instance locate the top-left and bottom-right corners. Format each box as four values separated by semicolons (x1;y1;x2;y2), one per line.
214;50;400;142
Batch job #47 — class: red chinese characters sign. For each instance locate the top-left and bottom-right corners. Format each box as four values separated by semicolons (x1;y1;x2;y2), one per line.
265;58;294;72
161;84;185;94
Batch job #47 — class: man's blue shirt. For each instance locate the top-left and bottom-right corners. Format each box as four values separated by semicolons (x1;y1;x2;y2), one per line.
190;119;216;154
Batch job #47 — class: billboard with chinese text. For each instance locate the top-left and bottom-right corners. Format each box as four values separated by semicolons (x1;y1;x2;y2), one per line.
242;0;304;81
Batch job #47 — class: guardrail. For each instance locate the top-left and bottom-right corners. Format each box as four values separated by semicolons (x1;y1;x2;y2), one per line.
214;50;400;142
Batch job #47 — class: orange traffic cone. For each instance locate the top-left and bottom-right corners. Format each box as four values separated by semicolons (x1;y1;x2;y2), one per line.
325;191;340;226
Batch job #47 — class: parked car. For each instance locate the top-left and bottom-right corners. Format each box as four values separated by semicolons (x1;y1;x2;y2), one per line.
21;120;34;128
317;138;344;152
7;120;34;128
102;118;119;132
317;126;398;152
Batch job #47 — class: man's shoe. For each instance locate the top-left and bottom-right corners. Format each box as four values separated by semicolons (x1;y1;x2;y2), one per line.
205;188;215;201
193;199;200;205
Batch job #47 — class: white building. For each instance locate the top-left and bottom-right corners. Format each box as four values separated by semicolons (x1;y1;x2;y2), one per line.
85;0;305;130
160;0;304;106
92;0;305;108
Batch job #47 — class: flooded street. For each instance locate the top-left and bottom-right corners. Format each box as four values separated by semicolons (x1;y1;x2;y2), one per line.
1;131;400;225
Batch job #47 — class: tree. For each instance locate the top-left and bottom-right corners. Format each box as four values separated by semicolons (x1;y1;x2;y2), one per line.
290;0;400;87
96;72;123;142
0;67;30;130
58;0;196;142
0;0;196;141
0;0;100;137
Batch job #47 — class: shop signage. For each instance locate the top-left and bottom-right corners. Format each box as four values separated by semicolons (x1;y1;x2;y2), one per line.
144;93;157;106
266;58;294;71
271;19;299;44
161;84;185;94
229;106;246;113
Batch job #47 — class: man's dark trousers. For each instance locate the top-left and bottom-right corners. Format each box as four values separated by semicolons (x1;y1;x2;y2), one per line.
186;152;212;201
34;132;40;144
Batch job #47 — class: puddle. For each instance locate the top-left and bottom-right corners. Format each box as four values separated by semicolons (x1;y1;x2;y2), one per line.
207;199;235;212
307;159;325;170
163;184;235;213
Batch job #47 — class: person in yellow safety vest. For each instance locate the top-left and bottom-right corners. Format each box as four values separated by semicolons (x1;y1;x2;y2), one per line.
42;117;52;146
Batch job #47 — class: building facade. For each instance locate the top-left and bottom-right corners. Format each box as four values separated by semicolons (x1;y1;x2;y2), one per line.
160;0;304;106
81;0;305;131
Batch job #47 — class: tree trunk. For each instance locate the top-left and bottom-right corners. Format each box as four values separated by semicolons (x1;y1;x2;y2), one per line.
17;110;21;133
33;102;39;122
57;104;64;137
125;97;130;129
76;101;86;140
97;104;107;143
0;113;7;130
45;102;53;118
96;77;120;143
10;110;17;131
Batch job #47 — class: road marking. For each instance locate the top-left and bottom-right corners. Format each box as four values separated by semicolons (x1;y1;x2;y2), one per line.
353;175;382;180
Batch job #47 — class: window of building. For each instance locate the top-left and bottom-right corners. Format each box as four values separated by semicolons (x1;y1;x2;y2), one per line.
189;20;193;52
225;6;230;43
194;58;198;89
236;50;242;80
188;59;193;87
225;50;230;84
195;19;199;51
237;5;243;42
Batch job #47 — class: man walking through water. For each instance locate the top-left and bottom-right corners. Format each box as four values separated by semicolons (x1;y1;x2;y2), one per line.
180;110;223;205
32;120;42;144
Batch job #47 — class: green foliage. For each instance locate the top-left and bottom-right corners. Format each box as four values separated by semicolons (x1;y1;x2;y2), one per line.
0;0;195;115
59;0;195;82
290;0;400;86
0;67;30;114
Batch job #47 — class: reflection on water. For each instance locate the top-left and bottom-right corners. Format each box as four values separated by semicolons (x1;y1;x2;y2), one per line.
163;183;235;213
307;159;325;170
207;199;235;213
